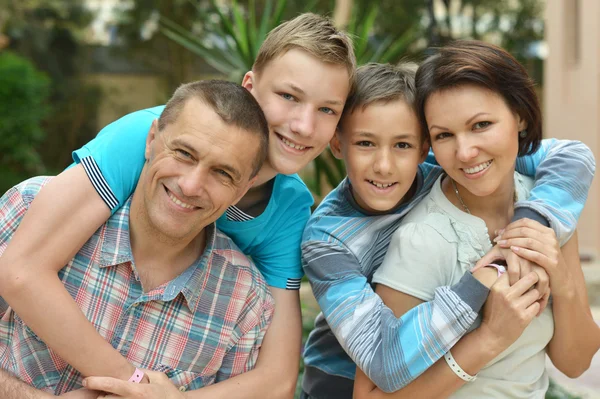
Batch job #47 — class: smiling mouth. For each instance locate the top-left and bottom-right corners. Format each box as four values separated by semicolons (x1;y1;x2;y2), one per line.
367;180;398;189
462;160;493;175
164;186;198;210
276;133;310;151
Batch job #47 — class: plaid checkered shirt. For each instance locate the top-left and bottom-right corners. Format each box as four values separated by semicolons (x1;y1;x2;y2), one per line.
0;177;274;394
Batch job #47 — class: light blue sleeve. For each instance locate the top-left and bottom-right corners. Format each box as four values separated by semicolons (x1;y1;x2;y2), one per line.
71;106;165;214
514;138;596;244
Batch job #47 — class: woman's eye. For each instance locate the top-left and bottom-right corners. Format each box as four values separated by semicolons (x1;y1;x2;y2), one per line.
356;141;374;147
473;121;491;130
434;132;452;141
395;142;412;149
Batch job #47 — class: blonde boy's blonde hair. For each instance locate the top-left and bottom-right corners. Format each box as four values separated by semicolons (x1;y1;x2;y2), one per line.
253;13;356;84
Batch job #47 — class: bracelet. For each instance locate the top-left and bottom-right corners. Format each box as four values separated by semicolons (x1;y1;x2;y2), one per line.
484;263;506;278
128;368;145;384
444;351;477;382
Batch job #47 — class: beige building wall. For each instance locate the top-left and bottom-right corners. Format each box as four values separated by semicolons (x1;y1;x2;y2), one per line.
545;0;600;260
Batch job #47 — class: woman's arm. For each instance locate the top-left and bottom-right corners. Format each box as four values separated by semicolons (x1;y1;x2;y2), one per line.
500;226;600;377
354;270;542;399
0;166;136;380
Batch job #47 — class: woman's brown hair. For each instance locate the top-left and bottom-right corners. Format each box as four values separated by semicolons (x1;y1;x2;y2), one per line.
415;40;542;156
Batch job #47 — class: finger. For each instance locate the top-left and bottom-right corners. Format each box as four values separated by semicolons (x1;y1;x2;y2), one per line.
532;268;550;300
523;301;542;323
503;218;552;236
83;376;139;396
515;287;541;308
537;291;550;316
507;271;539;297
511;246;554;271
505;251;521;285
495;226;543;242
474;247;505;271
496;237;547;252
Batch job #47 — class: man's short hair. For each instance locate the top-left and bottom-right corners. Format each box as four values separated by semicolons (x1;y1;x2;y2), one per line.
253;13;356;86
340;62;420;138
158;80;269;178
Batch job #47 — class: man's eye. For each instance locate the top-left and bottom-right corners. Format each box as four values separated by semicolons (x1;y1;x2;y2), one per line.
176;149;192;158
216;169;232;179
473;121;491;130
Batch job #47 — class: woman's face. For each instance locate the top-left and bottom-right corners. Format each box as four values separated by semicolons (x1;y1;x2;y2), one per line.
425;84;526;198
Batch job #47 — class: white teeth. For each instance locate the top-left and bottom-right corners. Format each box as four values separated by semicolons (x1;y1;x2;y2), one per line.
167;190;195;209
281;136;307;150
369;180;395;189
464;160;493;174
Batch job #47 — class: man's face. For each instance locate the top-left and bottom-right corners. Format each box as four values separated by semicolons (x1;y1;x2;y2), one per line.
243;48;351;175
139;98;258;241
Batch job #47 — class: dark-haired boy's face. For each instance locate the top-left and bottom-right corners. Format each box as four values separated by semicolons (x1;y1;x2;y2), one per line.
242;48;350;175
331;99;428;213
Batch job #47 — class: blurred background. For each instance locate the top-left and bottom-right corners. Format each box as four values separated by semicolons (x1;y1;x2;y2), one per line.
0;0;598;398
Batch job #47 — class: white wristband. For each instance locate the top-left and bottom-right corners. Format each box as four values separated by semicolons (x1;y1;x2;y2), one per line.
444;351;477;382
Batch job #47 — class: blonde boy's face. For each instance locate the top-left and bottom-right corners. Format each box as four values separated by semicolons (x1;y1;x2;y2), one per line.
242;49;351;175
331;99;428;213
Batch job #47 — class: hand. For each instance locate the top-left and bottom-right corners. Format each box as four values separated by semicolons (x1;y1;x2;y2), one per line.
475;245;550;315
495;218;572;298
84;370;184;399
478;272;541;353
59;388;103;399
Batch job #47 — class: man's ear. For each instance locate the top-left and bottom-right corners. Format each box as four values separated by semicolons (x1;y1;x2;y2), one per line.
232;175;259;206
242;71;254;93
145;119;159;161
419;140;431;163
329;130;344;160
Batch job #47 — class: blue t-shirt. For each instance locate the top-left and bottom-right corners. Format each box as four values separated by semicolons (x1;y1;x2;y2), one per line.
72;106;313;290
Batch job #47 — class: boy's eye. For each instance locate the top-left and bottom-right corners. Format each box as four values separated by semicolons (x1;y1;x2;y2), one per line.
473;121;491;130
319;107;336;115
395;142;412;149
355;141;374;147
280;93;297;101
434;132;452;141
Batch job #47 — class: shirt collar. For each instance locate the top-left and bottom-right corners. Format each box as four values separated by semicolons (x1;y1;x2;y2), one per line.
98;197;216;312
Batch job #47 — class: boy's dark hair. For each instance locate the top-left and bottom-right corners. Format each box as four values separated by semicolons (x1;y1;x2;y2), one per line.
340;62;420;138
158;80;269;178
415;40;542;156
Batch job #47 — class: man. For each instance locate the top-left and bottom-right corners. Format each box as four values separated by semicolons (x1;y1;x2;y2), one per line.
0;80;274;397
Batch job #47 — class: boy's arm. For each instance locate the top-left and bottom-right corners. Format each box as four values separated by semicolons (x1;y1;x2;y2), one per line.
0;169;136;380
514;138;596;243
302;239;488;393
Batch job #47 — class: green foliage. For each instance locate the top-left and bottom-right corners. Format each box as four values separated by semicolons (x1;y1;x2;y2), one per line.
0;51;50;192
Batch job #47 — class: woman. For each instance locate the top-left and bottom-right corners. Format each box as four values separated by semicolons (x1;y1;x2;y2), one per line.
354;40;600;398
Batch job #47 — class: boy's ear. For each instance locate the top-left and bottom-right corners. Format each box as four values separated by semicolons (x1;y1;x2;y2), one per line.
242;71;254;92
145;119;159;161
329;130;344;160
419;140;431;164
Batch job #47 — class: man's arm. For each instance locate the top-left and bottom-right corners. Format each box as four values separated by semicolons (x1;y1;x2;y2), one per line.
0;370;53;399
302;239;488;393
514;138;595;243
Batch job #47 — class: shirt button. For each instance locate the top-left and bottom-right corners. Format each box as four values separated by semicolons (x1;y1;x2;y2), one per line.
179;386;187;392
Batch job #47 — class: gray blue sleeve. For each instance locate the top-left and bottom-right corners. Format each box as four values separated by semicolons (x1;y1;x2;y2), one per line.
71;107;164;214
514;138;595;244
302;239;488;392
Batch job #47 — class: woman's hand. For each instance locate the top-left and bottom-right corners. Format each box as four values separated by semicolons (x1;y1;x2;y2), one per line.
478;272;541;353
495;218;573;299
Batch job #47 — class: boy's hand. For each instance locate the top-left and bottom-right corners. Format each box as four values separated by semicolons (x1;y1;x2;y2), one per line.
84;370;184;399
